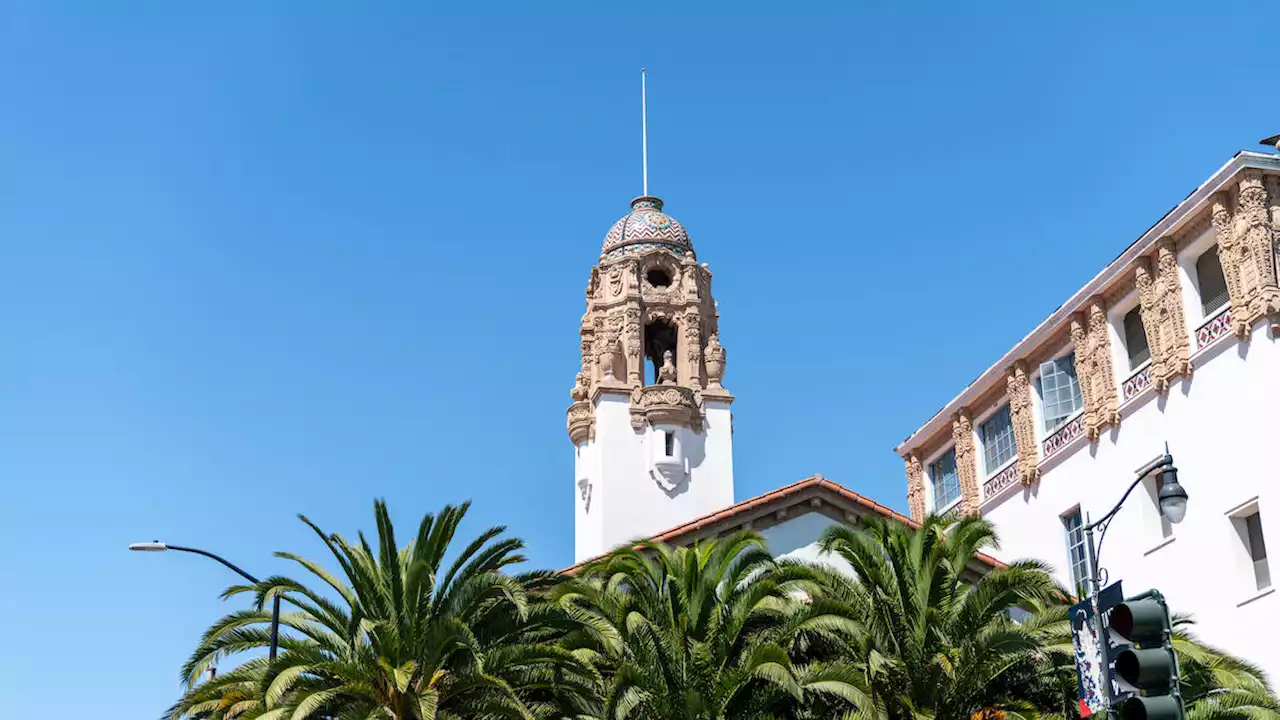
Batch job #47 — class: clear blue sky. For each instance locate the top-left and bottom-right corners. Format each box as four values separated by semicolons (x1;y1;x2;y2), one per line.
2;2;1276;715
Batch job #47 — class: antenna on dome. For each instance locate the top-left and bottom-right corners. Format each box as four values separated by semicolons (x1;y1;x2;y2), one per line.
641;68;649;196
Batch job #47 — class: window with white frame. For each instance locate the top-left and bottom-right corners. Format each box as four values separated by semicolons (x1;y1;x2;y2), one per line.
980;405;1016;473
1038;354;1083;432
1196;246;1230;317
930;449;960;512
1236;510;1271;592
1123;308;1150;370
1062;509;1088;595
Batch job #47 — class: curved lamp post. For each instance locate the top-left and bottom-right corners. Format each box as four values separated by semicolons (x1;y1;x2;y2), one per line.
129;541;281;660
1080;449;1188;716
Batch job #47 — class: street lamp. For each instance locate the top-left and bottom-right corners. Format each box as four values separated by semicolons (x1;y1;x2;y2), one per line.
129;541;282;661
1080;449;1188;717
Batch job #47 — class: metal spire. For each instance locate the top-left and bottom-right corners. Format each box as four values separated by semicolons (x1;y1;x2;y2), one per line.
641;68;649;196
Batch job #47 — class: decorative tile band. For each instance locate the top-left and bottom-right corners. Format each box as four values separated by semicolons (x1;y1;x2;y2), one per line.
1122;366;1152;401
1042;414;1084;458
1196;307;1232;350
982;461;1020;501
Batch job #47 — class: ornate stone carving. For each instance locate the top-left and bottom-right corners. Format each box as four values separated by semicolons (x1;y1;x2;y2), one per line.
951;409;980;516
623;307;642;385
1005;361;1040;487
597;324;621;380
905;453;925;522
1134;243;1191;393
1222;172;1280;337
606;266;624;298
628;385;703;431
1069;296;1120;442
704;333;726;388
566;400;594;445
658;350;677;385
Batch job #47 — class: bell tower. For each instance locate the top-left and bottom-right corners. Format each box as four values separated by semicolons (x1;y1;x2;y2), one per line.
566;195;734;562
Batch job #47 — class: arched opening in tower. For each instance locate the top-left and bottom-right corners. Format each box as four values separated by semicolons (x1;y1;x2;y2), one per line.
644;319;678;385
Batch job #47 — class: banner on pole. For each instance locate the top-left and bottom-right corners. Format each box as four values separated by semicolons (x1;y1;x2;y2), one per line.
1071;598;1105;718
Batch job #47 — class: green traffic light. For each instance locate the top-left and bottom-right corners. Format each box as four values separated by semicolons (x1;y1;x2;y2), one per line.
1115;647;1177;688
1117;694;1183;720
1110;599;1168;645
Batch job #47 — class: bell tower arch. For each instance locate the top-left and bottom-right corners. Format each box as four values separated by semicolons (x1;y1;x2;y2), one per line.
566;196;734;562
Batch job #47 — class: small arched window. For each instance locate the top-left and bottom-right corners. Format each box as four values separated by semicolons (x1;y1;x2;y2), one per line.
1123;308;1150;370
1196;246;1230;316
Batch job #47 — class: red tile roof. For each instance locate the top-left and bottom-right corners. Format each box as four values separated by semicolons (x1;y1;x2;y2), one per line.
562;474;1005;573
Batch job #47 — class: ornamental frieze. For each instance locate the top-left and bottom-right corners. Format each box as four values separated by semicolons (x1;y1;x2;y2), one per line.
952;409;980;516
628;384;703;431
1070;296;1119;442
1134;241;1191;393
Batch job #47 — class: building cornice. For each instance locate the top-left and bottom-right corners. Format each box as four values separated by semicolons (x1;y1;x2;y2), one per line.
896;151;1280;456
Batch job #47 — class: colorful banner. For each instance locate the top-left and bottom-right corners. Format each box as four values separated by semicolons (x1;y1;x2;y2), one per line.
1071;599;1105;718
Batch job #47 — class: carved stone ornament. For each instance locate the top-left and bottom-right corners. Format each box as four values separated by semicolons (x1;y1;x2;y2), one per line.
658;350;677;385
952;409;980;515
704;333;726;388
1216;173;1280;338
1069;296;1120;442
628;385;703;432
1005;361;1040;487
624;307;643;385
566;400;595;445
905;453;926;522
1134;244;1191;394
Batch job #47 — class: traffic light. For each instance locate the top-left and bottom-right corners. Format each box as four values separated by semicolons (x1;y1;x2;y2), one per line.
1108;592;1184;720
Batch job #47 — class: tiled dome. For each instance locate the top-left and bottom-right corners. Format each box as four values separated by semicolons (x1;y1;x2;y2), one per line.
601;196;693;261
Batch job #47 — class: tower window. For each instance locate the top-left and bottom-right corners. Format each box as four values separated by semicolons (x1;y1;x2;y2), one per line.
646;268;672;287
664;431;675;457
1196;246;1230;316
1123;308;1150;370
644;319;678;385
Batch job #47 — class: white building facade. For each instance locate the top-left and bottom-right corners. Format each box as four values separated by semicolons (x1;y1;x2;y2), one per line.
897;151;1280;678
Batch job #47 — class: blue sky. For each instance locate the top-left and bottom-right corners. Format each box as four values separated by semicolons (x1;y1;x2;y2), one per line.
2;2;1277;716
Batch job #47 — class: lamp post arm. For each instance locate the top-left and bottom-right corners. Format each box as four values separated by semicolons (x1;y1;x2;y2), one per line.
1083;453;1172;534
165;545;261;585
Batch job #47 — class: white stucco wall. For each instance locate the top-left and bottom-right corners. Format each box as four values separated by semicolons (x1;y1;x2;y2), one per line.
572;393;735;562
981;319;1279;679
759;511;855;576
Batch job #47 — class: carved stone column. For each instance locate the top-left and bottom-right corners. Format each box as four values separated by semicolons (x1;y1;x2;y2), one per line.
1229;171;1280;336
623;306;642;385
681;307;702;389
952;409;980;515
1006;361;1040;486
1134;243;1191;393
905;453;926;522
1070;296;1119;442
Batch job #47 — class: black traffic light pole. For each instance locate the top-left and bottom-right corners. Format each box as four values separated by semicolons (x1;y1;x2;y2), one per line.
1081;451;1187;718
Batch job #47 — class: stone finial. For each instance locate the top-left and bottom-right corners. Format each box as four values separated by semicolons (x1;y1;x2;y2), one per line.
570;372;588;402
704;333;726;388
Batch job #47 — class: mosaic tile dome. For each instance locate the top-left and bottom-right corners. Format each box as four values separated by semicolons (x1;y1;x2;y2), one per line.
601;196;694;261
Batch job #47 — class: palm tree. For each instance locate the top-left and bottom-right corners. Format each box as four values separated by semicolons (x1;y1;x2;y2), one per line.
552;531;875;720
167;500;598;720
817;513;1063;720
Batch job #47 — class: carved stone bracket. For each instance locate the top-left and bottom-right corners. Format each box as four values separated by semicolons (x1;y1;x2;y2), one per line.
1134;242;1192;394
952;409;980;516
1005;361;1040;487
1228;173;1280;336
566;400;595;445
1070;296;1119;442
905;453;925;522
629;385;703;432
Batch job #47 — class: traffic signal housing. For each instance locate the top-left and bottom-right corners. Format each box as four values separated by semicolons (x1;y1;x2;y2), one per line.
1108;592;1184;720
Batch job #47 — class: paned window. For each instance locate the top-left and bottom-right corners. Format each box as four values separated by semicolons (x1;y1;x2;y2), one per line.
980;405;1016;473
1196;246;1230;316
930;449;960;512
1124;308;1150;370
1063;509;1089;595
1038;354;1083;431
1245;512;1271;591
